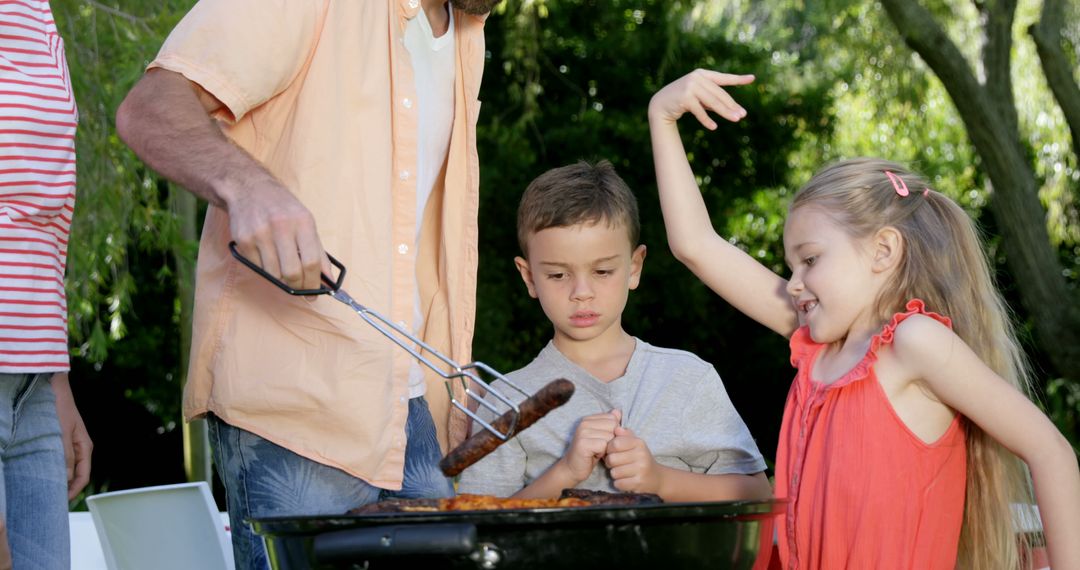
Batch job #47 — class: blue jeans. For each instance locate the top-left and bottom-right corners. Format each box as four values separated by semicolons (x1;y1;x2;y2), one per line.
208;396;455;570
0;373;69;570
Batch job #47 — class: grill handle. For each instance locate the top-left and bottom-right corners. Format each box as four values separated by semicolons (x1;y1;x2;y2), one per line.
313;523;477;562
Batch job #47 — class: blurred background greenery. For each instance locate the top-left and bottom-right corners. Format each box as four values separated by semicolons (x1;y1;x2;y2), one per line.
52;0;1079;507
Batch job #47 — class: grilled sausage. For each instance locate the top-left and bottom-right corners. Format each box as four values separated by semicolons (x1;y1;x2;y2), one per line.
440;378;575;476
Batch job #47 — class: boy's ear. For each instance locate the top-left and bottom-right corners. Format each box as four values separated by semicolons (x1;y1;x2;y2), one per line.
628;244;647;290
514;256;539;298
871;226;903;274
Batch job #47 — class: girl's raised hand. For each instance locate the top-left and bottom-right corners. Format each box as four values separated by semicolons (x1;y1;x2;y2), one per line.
647;69;754;129
648;69;798;338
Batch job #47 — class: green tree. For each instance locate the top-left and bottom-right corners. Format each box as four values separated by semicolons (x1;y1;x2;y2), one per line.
53;0;205;488
877;0;1080;383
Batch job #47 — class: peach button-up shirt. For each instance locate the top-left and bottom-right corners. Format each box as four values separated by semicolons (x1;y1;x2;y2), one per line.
150;0;485;489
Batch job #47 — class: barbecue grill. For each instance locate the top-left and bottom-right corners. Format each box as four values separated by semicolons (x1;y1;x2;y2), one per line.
251;499;783;569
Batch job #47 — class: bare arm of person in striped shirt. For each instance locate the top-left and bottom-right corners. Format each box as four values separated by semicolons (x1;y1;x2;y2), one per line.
51;373;91;499
116;69;331;291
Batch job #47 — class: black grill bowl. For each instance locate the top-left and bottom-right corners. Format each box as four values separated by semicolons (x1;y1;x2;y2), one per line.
251;499;784;570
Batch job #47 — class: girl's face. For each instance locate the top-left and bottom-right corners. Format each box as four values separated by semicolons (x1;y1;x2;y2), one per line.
783;206;884;345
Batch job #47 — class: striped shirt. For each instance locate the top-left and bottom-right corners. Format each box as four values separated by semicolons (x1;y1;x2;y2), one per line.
0;0;76;373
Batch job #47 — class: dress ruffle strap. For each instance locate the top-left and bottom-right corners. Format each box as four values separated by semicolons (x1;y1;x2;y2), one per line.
870;298;953;354
788;299;953;388
835;299;951;387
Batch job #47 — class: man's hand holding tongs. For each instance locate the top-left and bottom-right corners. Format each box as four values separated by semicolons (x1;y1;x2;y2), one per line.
225;174;333;292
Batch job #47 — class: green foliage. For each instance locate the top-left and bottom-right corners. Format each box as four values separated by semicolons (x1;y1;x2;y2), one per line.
54;0;194;364
1043;378;1080;454
54;1;197;436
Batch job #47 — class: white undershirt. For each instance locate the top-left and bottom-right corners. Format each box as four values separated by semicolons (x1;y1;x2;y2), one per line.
404;6;455;397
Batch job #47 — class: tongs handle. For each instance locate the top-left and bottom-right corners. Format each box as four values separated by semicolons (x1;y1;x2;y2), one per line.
228;241;346;296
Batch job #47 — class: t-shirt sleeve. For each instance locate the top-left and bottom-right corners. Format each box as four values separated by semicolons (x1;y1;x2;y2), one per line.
148;0;324;123
679;366;767;475
456;380;529;497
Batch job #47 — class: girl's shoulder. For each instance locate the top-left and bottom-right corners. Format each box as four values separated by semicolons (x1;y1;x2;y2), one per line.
887;313;957;356
879;303;961;376
823;301;956;384
872;299;953;352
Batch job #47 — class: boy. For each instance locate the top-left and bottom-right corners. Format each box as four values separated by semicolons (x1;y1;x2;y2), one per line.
458;160;770;501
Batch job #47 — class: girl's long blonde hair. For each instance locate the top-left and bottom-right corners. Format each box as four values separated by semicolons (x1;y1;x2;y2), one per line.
792;157;1036;569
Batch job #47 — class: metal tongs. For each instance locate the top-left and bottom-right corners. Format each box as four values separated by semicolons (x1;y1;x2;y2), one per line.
228;242;532;443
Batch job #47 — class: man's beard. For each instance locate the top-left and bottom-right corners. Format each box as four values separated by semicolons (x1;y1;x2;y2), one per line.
449;0;500;15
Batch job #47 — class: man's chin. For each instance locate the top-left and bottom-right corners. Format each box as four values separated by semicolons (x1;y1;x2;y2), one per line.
449;0;500;15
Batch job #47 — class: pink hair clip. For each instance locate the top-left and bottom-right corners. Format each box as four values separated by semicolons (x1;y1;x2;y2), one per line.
884;170;909;197
922;187;930;197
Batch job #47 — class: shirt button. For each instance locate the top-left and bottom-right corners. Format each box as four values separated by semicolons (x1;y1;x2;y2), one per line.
403;98;412;109
398;243;409;255
408;0;419;8
399;170;410;180
400;396;407;403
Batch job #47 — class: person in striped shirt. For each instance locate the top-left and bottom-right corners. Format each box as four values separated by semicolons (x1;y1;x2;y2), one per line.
0;0;93;568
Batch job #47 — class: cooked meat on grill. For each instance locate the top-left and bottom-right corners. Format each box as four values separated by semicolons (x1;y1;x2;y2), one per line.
347;494;587;514
558;488;664;506
446;494;589;511
348;490;664;514
348;497;443;514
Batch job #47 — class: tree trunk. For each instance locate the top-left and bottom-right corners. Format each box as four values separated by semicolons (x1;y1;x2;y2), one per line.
1029;0;1080;160
879;0;1080;382
170;184;210;484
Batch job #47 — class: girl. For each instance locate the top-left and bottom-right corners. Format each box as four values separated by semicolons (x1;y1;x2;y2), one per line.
648;69;1080;569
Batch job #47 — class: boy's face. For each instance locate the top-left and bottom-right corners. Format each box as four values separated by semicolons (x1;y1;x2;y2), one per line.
515;221;646;349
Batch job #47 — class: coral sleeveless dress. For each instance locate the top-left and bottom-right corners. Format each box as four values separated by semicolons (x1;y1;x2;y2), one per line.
775;300;967;569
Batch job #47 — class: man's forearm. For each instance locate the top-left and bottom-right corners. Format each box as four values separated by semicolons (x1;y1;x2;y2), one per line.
117;69;328;288
115;69;274;209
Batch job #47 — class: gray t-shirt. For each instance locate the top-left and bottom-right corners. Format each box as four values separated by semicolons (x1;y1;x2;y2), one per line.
457;339;766;497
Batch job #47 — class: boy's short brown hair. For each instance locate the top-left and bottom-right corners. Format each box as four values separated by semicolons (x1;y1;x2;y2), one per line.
516;160;640;257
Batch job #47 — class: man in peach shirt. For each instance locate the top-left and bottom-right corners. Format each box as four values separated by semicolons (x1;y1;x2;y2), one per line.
116;1;497;568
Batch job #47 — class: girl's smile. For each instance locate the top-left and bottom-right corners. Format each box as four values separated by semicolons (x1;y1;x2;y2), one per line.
794;298;819;328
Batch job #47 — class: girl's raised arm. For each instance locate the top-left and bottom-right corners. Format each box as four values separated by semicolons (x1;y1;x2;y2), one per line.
649;70;797;337
893;315;1080;569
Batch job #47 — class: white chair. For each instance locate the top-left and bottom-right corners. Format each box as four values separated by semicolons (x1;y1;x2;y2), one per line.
86;482;234;570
